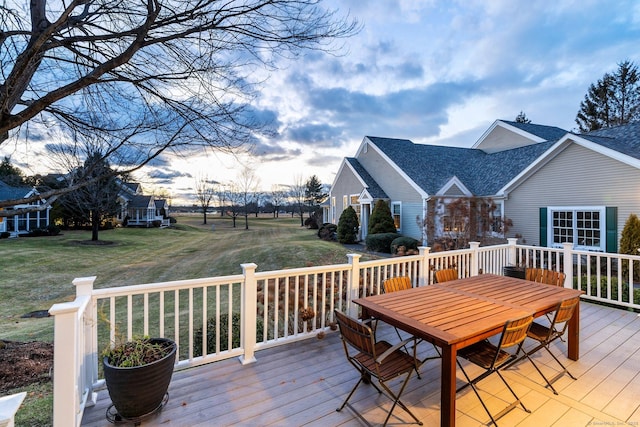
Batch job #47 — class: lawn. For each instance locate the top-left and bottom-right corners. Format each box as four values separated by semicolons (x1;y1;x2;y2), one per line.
0;214;372;426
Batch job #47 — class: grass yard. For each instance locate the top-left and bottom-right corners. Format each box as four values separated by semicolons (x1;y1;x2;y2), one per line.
0;214;373;426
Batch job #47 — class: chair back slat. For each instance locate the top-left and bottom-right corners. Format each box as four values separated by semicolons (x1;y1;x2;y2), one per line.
334;310;375;356
552;296;580;326
382;276;412;293
526;268;566;287
435;269;458;283
498;314;533;349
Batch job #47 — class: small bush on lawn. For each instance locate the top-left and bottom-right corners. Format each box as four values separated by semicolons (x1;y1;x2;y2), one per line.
318;223;337;241
391;236;419;255
193;313;264;356
0;231;10;238
365;232;398;253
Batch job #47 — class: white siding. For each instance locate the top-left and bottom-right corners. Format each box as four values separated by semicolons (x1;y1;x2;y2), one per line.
357;143;424;203
506;143;640;248
329;164;364;223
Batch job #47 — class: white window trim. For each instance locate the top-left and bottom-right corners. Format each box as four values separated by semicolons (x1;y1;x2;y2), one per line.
547;206;606;252
391;201;402;232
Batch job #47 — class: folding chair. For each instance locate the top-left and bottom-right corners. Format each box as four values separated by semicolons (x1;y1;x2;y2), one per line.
434;268;458;284
525;268;566;287
525;268;566;323
456;314;533;426
382;277;441;369
519;296;580;395
334;310;423;427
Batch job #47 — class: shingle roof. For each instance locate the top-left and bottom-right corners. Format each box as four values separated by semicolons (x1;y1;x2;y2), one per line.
501;120;568;142
0;181;33;201
581;122;640;160
129;195;152;208
366;136;555;196
346;158;388;199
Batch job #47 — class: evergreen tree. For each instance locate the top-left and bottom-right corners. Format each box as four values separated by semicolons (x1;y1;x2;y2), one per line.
0;156;25;186
368;200;397;234
337;206;359;244
576;60;640;132
515;111;531;123
304;175;327;215
620;213;640;279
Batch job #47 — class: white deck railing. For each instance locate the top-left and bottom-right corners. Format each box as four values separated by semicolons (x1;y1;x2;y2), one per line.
48;239;640;426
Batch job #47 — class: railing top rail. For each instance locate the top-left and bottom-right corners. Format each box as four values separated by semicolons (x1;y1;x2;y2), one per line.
254;263;352;280
48;294;91;317
358;254;422;268
92;274;245;298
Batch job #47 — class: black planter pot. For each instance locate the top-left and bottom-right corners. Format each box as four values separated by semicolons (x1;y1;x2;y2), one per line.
103;338;177;420
503;266;526;279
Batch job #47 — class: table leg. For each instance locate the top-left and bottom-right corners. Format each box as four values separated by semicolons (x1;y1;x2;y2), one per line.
568;299;580;360
441;345;456;426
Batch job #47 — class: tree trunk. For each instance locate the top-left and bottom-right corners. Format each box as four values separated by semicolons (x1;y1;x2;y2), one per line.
244;214;249;230
203;210;207;225
91;210;99;241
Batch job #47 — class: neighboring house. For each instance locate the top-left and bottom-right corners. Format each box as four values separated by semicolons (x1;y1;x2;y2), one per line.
116;181;170;227
0;181;50;236
330;120;640;252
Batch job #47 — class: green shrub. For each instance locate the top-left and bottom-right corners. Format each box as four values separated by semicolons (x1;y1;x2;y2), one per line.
337;206;359;244
391;236;419;254
368;200;397;234
46;224;61;235
365;232;398;253
317;223;337;241
193;313;264;356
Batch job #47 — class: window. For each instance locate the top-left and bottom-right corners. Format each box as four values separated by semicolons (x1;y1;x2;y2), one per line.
349;194;361;220
549;207;604;251
391;202;401;231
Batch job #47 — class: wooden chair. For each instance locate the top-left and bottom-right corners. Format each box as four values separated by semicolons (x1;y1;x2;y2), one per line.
456;314;533;426
382;277;440;370
525;268;566;287
519;296;580;395
434;268;458;284
334;310;423;427
382;276;412;293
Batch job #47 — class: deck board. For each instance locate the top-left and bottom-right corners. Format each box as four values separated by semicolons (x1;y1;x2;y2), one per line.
81;301;640;426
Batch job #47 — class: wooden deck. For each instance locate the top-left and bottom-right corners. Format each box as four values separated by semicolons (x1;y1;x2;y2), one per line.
81;301;640;426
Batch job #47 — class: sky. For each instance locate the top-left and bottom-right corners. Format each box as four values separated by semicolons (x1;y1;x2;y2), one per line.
3;0;640;205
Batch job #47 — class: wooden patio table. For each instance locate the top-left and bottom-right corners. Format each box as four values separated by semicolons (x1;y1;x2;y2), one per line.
353;273;583;427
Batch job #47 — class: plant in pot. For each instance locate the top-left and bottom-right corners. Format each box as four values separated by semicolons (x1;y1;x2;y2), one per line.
102;336;177;423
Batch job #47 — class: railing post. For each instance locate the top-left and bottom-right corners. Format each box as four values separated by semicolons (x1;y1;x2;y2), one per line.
418;246;431;286
0;392;26;427
240;263;258;365
73;277;98;408
507;238;518;266
469;242;480;277
347;254;361;318
562;242;574;288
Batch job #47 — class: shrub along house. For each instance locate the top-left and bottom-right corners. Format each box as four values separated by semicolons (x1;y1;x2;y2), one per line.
329;120;640;252
0;180;50;237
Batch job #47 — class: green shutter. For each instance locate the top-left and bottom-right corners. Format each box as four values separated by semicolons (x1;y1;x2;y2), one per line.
539;207;547;247
606;206;617;253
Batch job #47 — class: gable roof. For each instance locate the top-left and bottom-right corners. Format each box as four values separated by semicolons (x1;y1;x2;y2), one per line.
366;136;554;196
0;180;36;201
345;158;388;199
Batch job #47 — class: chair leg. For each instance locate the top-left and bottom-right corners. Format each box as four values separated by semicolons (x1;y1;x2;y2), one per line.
457;361;529;426
543;345;577;380
379;373;423;426
336;376;365;412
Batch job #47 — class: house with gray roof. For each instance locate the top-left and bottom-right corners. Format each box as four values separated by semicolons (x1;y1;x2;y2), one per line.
329;119;640;252
116;181;170;227
0;181;50;236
